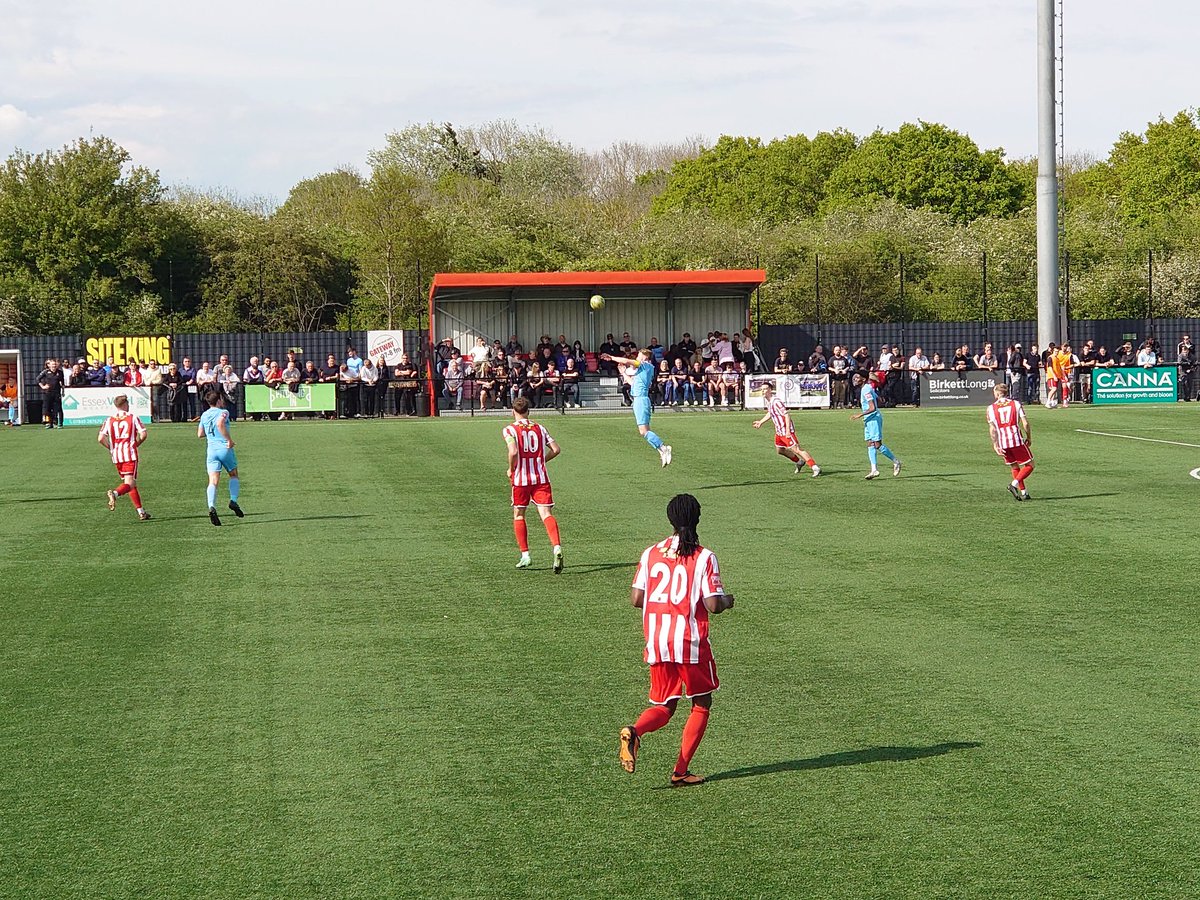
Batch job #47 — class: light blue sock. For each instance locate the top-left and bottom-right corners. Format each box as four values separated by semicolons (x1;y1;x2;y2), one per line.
879;445;897;462
868;446;878;469
229;478;240;503
206;484;217;508
645;431;663;450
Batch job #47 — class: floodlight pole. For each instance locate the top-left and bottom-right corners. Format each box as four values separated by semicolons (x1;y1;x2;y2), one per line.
1036;0;1061;351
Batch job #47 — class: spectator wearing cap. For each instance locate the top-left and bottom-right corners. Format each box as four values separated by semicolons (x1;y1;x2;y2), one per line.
677;333;698;365
1178;334;1195;401
1007;343;1027;402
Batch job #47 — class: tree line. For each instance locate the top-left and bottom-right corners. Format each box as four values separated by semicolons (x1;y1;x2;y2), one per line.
1;111;1198;337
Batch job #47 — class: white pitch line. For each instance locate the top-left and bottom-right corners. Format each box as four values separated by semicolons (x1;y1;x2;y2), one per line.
1191;467;1200;481
1076;429;1200;449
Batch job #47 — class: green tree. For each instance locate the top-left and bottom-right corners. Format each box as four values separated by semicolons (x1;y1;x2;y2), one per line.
0;136;165;332
823;122;1027;224
1104;109;1200;225
347;166;448;328
651;130;857;224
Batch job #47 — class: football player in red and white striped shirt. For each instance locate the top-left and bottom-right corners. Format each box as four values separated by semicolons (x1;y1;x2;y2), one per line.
98;394;151;520
618;494;735;787
987;383;1034;501
504;396;563;572
751;381;820;476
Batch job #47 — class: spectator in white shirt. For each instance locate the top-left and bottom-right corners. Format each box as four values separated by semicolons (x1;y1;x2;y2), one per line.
1137;342;1157;368
907;347;930;405
359;358;379;417
469;337;491;368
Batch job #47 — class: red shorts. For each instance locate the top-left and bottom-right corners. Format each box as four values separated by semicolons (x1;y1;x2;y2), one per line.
511;482;553;508
774;433;799;450
1001;444;1034;467
648;659;719;704
115;460;139;479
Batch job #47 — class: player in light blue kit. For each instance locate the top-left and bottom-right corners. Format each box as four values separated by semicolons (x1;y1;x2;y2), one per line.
600;348;672;467
851;372;901;480
198;389;245;526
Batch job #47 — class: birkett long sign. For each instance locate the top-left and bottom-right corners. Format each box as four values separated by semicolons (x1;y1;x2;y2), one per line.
920;371;1003;407
1092;367;1177;404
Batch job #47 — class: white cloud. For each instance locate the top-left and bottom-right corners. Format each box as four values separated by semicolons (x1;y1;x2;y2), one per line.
0;104;33;139
0;0;1197;196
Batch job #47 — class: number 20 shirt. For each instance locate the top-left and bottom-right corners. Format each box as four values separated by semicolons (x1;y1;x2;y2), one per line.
633;536;724;665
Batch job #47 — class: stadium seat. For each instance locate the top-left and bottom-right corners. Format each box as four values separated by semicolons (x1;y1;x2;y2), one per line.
585;352;598;373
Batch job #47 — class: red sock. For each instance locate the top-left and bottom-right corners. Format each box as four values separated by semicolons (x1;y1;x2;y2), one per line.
543;514;561;547
634;704;673;736
806;457;817;468
513;519;529;552
128;488;142;508
1015;465;1034;489
115;484;132;496
674;705;711;775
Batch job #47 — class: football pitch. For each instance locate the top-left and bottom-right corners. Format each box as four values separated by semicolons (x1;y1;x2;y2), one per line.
2;404;1198;899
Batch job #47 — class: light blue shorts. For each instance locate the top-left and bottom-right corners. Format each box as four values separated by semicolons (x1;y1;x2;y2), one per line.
863;418;882;443
632;396;652;427
206;447;238;473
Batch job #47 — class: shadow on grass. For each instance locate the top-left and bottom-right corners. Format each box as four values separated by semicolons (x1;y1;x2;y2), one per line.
705;741;982;783
893;473;970;480
696;480;791;490
1027;493;1119;502
566;562;637;575
5;496;90;503
251;514;367;524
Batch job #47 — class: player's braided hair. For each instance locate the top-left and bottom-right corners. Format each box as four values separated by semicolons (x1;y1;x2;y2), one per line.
667;493;702;559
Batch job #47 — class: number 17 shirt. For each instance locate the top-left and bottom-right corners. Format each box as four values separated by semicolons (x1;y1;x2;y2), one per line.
633;536;724;665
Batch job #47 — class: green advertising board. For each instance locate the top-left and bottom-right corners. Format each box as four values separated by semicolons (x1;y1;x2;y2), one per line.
1092;367;1177;404
244;383;337;413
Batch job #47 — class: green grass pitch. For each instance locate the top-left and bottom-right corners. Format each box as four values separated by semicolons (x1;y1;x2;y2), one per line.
2;403;1198;899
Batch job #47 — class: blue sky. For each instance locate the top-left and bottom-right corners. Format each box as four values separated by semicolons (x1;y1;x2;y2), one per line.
1;0;1196;201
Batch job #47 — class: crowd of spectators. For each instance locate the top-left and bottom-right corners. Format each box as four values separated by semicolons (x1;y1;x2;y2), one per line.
28;347;428;423
766;335;1197;407
430;327;767;411
19;331;1195;426
435;334;585;411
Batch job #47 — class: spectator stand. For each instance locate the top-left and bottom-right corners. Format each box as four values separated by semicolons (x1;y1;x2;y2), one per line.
426;269;765;416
